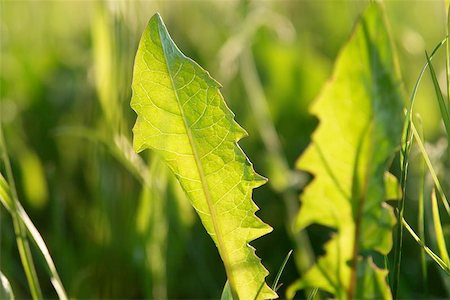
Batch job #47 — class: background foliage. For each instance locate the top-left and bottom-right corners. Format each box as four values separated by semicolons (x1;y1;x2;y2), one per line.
1;0;449;299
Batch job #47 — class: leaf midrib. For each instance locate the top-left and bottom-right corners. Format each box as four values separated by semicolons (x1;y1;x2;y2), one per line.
156;19;236;297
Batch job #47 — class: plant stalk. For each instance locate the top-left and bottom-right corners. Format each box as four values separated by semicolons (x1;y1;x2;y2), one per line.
0;126;43;300
391;39;447;298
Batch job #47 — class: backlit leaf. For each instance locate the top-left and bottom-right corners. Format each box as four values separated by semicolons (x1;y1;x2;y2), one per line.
287;3;403;299
130;13;276;300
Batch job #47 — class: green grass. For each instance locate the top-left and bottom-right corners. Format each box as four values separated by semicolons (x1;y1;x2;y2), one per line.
393;36;448;299
0;127;67;300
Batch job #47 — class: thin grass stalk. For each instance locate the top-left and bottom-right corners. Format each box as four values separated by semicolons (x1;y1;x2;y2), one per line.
306;288;318;300
0;126;42;300
143;156;168;300
446;4;450;120
424;52;450;160
402;218;450;275
1;131;68;299
411;122;450;216
271;249;293;294
447;4;450;166
53;128;151;187
416;118;428;296
392;39;446;298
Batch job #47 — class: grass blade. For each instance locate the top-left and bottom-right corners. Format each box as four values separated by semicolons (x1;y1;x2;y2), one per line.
0;173;68;300
425;52;450;139
446;4;450;109
54;127;151;187
0;127;67;300
306;288;318;300
411;122;450;217
431;189;450;265
393;38;447;298
16;203;68;299
416;117;428;296
271;250;293;293
402;218;450;275
0;128;42;300
404;39;446;130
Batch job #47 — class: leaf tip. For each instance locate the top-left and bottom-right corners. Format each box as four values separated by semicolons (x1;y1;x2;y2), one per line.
150;12;163;25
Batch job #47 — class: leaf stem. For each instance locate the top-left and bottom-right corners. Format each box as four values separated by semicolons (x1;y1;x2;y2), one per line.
347;127;371;300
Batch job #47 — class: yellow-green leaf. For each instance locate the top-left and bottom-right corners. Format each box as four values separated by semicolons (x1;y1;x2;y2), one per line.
287;3;403;299
130;13;276;300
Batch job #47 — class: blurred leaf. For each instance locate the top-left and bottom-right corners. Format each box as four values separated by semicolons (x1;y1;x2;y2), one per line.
92;3;123;131
130;14;276;300
384;172;401;201
136;156;169;299
18;150;48;209
221;281;233;300
0;271;14;300
288;3;403;299
431;188;450;265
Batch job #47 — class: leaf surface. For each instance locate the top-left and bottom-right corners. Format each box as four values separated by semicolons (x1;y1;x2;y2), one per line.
287;3;403;299
131;13;276;300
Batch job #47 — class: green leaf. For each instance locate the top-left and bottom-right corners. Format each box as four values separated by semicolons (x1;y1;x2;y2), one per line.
130;13;276;300
287;3;403;299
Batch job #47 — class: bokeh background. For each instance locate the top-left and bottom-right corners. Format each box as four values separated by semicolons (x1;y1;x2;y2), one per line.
1;0;449;299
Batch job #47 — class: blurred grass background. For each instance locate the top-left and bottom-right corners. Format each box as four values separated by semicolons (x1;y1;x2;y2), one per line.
1;0;449;298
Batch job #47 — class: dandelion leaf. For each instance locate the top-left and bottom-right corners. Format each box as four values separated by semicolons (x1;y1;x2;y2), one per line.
130;13;276;300
288;3;403;299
